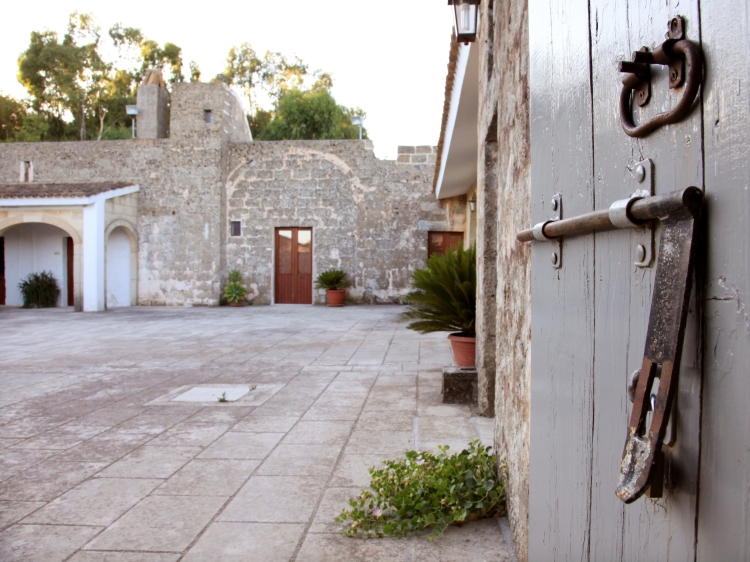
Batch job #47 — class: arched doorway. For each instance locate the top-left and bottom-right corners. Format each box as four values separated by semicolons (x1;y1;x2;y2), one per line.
106;226;135;308
1;222;74;307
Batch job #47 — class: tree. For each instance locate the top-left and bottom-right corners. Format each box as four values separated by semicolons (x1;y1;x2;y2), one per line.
257;78;367;141
16;13;186;141
0;94;25;142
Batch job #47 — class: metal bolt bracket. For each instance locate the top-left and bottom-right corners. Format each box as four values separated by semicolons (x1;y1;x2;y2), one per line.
632;159;654;268
550;193;562;269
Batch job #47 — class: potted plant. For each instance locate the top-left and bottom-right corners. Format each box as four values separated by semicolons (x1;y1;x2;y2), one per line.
400;244;476;367
18;271;60;308
224;269;248;307
315;269;352;307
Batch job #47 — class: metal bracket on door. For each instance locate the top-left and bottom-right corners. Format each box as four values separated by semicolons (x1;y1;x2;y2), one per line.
630;159;654;267
517;186;704;503
618;16;703;138
531;193;562;269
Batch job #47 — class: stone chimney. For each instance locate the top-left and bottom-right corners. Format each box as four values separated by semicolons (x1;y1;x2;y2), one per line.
136;69;168;139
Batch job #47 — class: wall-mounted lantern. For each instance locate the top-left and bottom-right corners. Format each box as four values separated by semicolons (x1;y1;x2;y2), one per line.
449;0;480;44
351;115;365;140
125;105;138;139
469;196;477;212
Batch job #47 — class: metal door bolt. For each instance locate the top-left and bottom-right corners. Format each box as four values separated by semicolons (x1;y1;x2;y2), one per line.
550;252;559;266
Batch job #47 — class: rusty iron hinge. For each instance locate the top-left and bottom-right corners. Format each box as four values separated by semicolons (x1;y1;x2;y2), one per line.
516;186;704;503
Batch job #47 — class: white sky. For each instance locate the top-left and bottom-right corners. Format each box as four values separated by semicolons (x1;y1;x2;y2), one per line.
0;1;454;160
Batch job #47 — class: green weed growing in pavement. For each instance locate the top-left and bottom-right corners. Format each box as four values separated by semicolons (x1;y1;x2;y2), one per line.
249;385;257;391
336;440;505;540
217;392;228;403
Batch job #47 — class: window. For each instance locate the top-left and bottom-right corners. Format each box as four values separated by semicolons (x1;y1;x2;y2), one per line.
230;220;242;237
204;110;212;123
20;161;33;182
428;231;464;258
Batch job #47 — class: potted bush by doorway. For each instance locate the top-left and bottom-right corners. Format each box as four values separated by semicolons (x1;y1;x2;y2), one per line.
399;244;476;367
224;269;248;307
315;269;352;307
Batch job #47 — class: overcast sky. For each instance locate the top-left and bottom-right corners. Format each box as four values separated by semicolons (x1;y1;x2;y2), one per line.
0;1;454;160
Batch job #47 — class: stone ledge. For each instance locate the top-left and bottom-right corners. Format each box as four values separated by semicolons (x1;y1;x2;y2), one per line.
442;367;477;404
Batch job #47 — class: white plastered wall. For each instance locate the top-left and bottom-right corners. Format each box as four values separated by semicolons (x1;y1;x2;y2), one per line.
105;193;139;307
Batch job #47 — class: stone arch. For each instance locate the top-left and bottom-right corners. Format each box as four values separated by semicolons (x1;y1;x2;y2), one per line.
105;219;138;307
0;215;83;310
0;214;81;243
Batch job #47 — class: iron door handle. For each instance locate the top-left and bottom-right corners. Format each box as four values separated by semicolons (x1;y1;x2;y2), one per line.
618;17;703;138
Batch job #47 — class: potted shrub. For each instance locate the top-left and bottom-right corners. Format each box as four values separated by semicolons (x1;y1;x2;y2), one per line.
315;269;352;307
224;269;248;307
400;244;476;367
18;271;60;308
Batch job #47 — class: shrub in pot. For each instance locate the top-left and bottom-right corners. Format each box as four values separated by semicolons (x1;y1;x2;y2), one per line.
224;269;248;306
18;271;60;308
400;244;476;367
315;269;352;307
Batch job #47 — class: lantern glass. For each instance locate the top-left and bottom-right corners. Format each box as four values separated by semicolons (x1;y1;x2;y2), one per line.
451;0;479;42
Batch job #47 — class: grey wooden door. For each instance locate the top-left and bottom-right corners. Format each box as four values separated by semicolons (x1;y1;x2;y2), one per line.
528;0;750;559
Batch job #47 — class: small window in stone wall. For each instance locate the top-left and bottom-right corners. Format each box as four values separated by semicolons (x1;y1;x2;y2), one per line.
204;110;212;123
20;161;33;183
230;220;242;236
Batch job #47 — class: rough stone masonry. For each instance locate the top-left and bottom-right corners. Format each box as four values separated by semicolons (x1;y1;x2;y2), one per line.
0;82;467;306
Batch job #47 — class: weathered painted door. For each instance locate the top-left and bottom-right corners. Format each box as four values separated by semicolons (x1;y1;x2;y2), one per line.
66;237;74;306
275;228;312;304
528;0;750;559
428;231;464;258
0;237;5;305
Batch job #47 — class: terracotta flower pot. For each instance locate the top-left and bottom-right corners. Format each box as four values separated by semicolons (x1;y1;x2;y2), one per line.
326;289;346;307
229;301;244;307
448;333;476;367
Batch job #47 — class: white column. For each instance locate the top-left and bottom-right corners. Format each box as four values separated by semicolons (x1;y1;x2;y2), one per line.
82;197;105;311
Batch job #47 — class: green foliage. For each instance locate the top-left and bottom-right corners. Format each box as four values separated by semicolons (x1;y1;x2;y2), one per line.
224;282;247;304
399;244;476;337
314;269;352;291
15;12;187;142
224;270;247;304
217;392;228;403
18;271;60;308
336;440;505;540
257;84;367;141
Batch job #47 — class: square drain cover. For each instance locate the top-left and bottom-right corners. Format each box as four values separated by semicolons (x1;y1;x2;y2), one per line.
172;386;249;402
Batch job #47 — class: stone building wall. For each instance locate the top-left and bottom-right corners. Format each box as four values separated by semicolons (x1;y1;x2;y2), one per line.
474;0;533;559
0;83;453;308
225;140;448;304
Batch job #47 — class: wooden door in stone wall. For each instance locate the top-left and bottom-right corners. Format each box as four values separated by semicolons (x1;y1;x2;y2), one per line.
528;0;750;559
275;228;313;304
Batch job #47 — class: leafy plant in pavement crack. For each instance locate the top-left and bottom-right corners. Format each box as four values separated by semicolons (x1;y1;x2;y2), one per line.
217;392;228;403
336;439;506;540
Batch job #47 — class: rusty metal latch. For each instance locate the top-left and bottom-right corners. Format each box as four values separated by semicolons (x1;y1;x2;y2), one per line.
618;16;703;138
516;187;704;503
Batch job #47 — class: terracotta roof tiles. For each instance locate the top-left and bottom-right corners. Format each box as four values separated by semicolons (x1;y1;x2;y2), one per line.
0;182;136;199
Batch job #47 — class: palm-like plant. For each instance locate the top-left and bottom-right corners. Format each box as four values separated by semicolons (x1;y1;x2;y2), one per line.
224;269;247;304
18;271;60;308
400;244;476;337
315;269;352;291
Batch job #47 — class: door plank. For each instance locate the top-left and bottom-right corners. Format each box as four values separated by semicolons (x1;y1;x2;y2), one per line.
697;0;750;557
528;0;596;559
588;2;703;560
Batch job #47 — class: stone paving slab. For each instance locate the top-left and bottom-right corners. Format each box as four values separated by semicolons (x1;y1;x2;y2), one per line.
0;305;511;561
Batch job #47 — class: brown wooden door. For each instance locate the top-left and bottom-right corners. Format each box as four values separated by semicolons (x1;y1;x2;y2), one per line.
428;231;464;258
66;237;74;306
0;237;5;305
275;228;312;304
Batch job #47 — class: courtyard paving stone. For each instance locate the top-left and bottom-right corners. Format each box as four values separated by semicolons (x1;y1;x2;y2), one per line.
0;305;512;561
